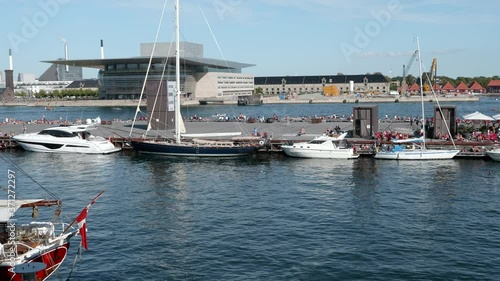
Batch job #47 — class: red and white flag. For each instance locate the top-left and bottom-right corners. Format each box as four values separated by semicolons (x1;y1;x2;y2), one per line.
76;191;104;250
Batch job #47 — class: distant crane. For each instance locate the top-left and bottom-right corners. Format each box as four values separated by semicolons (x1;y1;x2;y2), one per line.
401;50;418;96
429;58;437;88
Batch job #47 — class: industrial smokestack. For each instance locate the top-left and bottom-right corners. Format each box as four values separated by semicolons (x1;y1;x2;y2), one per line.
5;50;14;89
64;42;69;72
100;39;104;59
8;49;13;71
61;38;69;72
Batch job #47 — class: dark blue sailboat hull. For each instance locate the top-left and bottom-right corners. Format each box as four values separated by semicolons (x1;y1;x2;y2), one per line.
130;140;261;157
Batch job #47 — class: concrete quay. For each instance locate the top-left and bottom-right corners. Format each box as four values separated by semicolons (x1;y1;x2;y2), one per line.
0;93;481;107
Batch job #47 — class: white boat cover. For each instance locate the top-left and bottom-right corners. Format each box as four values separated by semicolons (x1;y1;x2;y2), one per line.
0;199;44;222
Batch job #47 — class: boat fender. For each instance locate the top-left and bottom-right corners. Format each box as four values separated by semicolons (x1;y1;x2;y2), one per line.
309;99;313;104
259;140;265;146
32;206;38;219
355;99;359;103
342;100;346;103
395;99;399;103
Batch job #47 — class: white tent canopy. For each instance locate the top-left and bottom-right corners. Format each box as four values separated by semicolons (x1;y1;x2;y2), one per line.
462;111;494;121
493;113;500;120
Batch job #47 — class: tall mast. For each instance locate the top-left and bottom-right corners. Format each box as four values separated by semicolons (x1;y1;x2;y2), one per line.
175;0;181;144
416;36;425;147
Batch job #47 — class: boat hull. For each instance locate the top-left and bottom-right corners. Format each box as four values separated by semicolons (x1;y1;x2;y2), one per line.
486;149;500;161
281;146;359;159
0;242;70;281
130;140;260;157
374;149;460;160
280;133;358;159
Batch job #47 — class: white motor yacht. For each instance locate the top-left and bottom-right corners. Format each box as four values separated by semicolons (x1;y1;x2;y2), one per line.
281;132;359;159
13;125;121;154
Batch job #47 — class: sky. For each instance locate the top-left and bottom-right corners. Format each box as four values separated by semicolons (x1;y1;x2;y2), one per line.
0;0;499;80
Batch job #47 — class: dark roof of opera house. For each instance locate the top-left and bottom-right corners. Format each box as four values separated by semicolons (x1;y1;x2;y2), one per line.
42;56;254;70
254;74;389;85
66;79;99;88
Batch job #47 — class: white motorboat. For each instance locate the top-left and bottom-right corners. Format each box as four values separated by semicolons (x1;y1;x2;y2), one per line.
486;148;500;161
281;132;359;159
13;125;121;154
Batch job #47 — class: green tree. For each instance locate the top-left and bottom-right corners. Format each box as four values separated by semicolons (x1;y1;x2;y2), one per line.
52;90;61;99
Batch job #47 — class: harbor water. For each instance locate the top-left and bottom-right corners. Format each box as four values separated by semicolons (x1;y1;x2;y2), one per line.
1;97;500;280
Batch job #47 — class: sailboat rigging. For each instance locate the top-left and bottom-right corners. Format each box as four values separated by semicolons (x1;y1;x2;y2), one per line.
374;37;460;160
129;0;263;156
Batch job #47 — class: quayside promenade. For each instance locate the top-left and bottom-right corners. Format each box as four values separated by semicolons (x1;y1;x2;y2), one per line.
0;93;482;107
0;117;498;159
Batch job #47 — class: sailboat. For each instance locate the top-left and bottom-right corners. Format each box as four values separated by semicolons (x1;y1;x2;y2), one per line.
0;157;103;280
374;37;460;160
129;0;262;157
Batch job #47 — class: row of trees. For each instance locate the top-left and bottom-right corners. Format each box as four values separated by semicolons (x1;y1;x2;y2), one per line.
16;89;99;99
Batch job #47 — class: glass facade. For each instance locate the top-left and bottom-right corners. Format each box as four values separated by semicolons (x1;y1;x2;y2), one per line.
98;62;197;99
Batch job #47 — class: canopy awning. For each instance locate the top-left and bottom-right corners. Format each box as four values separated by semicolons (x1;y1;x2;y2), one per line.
462;111;494;121
493;114;500;120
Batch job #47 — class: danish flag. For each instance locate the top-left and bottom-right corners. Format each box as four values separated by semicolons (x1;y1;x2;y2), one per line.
76;191;104;250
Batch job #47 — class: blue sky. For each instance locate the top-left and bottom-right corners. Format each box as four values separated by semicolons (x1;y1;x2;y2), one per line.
1;0;498;79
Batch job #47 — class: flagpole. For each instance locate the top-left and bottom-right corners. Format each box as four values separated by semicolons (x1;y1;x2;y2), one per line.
63;191;104;234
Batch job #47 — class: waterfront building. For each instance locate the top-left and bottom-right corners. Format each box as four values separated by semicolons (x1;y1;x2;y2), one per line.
468;81;485;94
455;82;469;94
441;82;456;93
17;73;36;83
66;79;99;90
432;83;441;92
42;42;254;100
254;74;390;96
39;58;83;82
487;80;500;93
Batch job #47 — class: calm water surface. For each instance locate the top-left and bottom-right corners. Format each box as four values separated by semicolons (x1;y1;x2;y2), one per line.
1;99;500;280
1;97;500;122
1;151;499;280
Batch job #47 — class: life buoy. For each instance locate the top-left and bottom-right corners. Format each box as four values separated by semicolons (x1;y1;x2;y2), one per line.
259;140;265;146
